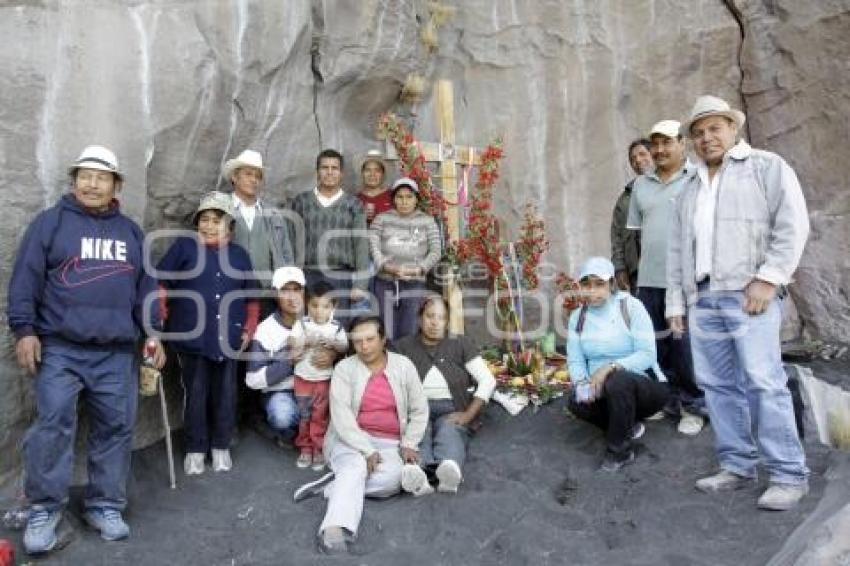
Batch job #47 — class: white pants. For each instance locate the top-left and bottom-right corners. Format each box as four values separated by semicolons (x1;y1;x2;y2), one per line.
319;436;403;536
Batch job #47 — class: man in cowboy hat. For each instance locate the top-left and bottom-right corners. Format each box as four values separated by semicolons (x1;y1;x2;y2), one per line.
8;145;166;555
627;120;705;436
223;148;295;292
666;95;810;510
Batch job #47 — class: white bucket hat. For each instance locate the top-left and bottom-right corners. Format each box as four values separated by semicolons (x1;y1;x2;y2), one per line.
68;145;123;180
193;191;236;224
271;266;306;290
222;149;264;181
648;119;682;139
360;149;386;173
681;95;746;136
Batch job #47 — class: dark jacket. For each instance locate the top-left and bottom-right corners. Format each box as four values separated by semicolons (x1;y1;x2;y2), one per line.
393;334;480;414
157;236;256;360
610;180;641;276
7;193;158;345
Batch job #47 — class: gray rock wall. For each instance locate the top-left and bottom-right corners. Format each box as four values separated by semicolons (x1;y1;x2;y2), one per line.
1;0;848;489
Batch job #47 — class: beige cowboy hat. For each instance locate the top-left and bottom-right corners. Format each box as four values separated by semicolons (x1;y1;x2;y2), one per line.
68;145;124;181
681;95;746;136
222;149;264;180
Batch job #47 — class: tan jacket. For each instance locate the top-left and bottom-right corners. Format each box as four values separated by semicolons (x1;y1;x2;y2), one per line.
323;351;429;456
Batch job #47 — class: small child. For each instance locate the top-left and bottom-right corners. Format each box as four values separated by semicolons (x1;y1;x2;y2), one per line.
157;191;259;476
290;281;348;470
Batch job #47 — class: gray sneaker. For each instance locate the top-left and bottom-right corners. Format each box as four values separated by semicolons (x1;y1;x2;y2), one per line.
23;507;61;555
83;507;129;541
294;471;335;503
757;483;809;511
695;470;752;493
436;459;462;493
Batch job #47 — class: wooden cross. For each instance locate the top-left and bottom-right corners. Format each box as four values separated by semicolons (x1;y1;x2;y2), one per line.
384;80;483;334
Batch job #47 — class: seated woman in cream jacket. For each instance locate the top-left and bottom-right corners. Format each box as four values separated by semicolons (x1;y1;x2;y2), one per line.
292;315;429;555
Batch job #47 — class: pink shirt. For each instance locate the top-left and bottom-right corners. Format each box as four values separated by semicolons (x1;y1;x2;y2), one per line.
356;370;400;440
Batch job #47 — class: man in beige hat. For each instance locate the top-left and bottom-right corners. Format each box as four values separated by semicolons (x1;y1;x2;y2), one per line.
626;119;705;436
223;149;294;291
667;95;810;510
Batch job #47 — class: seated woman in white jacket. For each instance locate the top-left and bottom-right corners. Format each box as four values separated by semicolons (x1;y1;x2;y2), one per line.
292;315;429;555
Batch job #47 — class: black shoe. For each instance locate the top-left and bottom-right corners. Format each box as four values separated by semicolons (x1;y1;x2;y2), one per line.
294;471;335;502
599;450;635;472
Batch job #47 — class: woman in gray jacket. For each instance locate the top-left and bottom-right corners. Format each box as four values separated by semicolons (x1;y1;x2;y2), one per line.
292;316;429;555
369;177;441;340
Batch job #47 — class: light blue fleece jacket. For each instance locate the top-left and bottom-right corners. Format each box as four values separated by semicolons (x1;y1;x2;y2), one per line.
567;291;666;383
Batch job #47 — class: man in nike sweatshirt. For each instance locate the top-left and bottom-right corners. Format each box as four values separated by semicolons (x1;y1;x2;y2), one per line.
7;146;166;556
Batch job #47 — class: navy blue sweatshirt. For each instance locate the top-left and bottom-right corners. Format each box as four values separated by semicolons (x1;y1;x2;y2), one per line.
157;236;257;360
7;194;160;345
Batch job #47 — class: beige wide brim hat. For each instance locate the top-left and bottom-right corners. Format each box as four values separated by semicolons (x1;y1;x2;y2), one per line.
222;149;264;181
681;95;746;136
193;190;236;224
68;145;124;181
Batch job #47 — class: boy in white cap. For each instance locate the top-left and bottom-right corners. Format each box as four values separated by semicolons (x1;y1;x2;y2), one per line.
668;95;810;510
7;145;166;555
627;119;706;436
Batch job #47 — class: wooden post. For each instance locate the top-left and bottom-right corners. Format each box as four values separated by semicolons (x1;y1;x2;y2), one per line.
383;80;482;335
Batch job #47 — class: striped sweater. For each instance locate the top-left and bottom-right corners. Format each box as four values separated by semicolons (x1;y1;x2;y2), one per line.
369;209;442;281
289;189;370;289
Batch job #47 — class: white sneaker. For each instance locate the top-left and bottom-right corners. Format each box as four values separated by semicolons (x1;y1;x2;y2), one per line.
211;449;232;472
630;422;646;440
695;470;751;493
436;460;462;493
678;411;705;436
184;452;205;476
401;464;434;497
758;483;809;511
645;411;665;421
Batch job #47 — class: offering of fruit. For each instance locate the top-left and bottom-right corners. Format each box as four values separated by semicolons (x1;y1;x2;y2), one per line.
553;369;569;382
510;376;526;388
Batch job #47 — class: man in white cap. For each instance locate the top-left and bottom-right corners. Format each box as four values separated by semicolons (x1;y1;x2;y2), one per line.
223;149;295;291
245;266;309;440
7;145;166;555
667;95;810;510
627;120;705;436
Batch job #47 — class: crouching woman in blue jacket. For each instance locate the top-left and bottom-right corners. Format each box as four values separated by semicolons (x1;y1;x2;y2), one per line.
567;257;669;472
7;146;166;556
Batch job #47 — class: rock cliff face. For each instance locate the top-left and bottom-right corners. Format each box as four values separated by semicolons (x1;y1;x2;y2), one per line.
0;0;847;488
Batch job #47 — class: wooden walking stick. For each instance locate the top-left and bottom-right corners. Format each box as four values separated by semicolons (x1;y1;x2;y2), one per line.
141;342;177;489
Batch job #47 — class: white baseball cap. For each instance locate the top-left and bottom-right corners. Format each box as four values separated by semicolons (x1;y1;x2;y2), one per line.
578;257;616;281
648;120;682;139
271;266;306;289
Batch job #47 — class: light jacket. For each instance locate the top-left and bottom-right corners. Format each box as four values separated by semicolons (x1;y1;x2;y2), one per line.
324;351;429;456
666;141;809;318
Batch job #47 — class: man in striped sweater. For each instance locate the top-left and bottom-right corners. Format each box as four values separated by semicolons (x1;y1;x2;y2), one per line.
289;149;370;327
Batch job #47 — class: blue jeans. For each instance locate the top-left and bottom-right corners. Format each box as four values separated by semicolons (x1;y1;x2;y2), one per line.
23;340;138;512
419;400;470;471
689;286;808;485
264;390;300;439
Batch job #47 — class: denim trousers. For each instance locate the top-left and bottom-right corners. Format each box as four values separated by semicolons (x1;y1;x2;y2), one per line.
23;340;137;512
688;286;808;485
372;277;425;342
264;390;300;439
419;399;470;471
